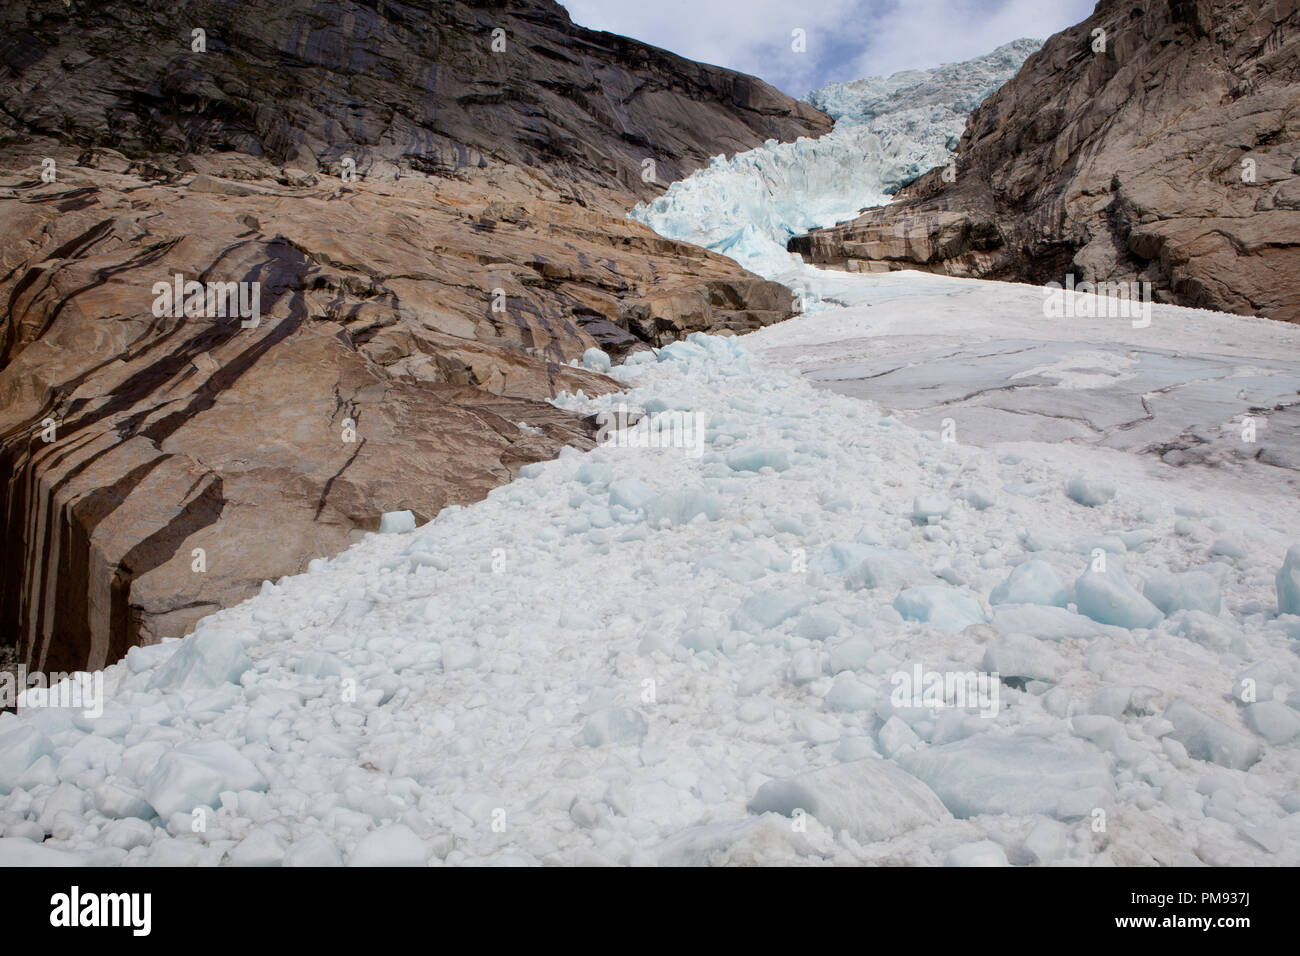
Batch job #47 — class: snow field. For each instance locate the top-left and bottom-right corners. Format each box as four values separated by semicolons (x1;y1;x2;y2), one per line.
3;326;1299;866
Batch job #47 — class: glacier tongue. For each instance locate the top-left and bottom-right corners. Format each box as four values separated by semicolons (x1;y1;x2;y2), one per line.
629;40;1040;282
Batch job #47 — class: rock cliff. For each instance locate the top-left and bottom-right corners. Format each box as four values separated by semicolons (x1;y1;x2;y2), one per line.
0;0;831;671
789;0;1300;323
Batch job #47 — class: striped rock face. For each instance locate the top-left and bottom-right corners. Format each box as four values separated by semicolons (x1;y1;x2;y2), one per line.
0;0;828;672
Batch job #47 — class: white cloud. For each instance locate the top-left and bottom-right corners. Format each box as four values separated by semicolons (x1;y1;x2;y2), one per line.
850;0;1096;78
560;0;863;93
558;0;1096;95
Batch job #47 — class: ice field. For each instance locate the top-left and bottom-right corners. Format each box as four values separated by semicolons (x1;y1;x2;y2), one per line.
3;40;1299;867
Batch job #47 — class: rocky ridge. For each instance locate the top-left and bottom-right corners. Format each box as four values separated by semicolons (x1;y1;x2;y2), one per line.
788;0;1300;323
0;0;830;671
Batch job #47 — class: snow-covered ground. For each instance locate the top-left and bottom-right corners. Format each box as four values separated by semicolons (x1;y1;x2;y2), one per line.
2;270;1300;865
757;268;1300;485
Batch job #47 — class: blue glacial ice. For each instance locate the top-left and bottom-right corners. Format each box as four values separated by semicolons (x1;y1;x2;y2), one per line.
628;40;1040;282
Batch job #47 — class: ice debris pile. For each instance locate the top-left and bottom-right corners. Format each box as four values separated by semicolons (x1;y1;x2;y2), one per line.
2;329;1299;866
629;40;1040;279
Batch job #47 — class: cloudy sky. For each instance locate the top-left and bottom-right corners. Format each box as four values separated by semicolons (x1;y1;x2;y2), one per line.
559;0;1096;96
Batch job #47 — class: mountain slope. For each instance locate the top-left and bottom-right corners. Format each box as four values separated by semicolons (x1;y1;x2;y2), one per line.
0;0;829;671
0;0;828;198
788;0;1300;323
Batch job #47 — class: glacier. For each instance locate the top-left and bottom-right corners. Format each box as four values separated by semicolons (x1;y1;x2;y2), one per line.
3;38;1300;869
630;39;1040;282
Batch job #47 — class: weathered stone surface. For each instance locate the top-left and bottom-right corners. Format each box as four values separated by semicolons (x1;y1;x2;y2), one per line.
789;0;1300;323
0;0;827;671
0;0;828;199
